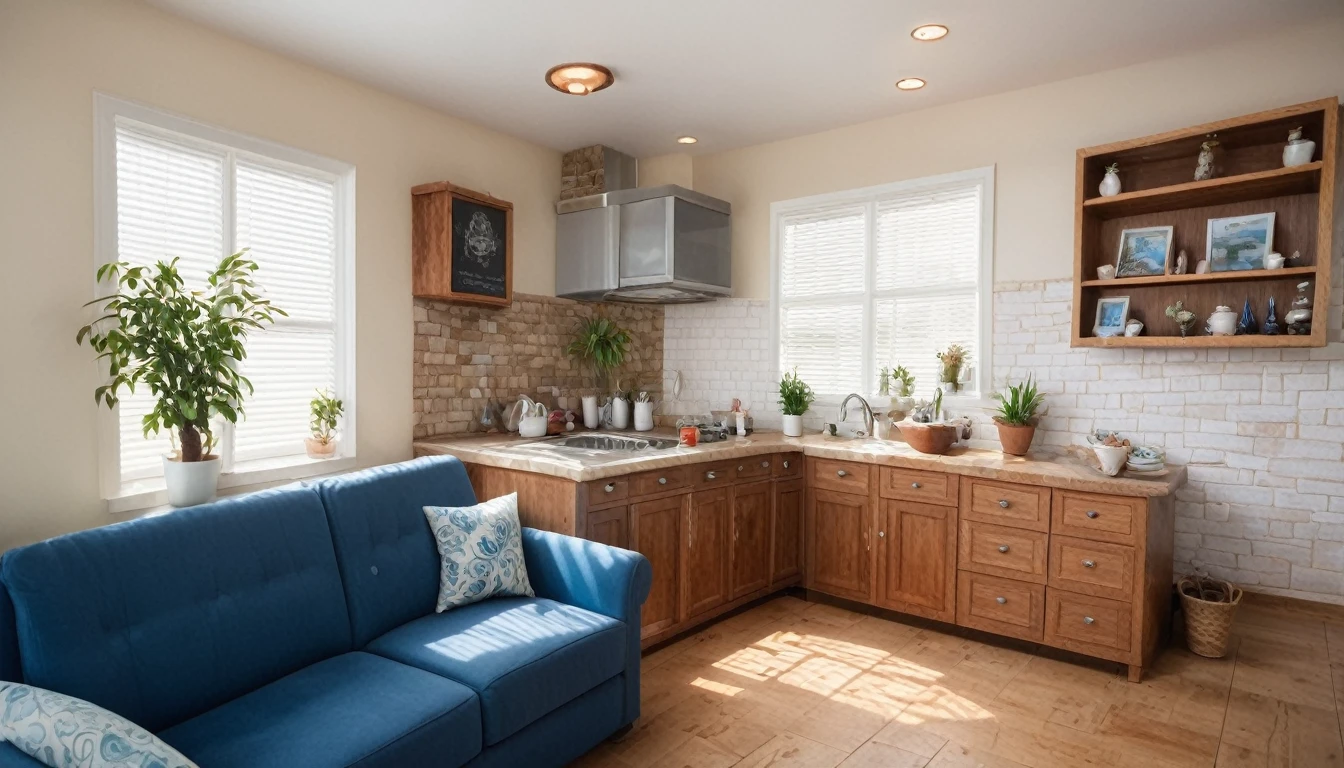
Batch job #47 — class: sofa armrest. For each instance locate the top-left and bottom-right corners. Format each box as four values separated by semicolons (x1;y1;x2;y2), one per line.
521;528;651;623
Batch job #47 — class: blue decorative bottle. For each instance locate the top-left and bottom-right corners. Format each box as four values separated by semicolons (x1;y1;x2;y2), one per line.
1236;299;1258;335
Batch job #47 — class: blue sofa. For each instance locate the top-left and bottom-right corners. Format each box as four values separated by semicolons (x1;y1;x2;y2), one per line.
0;456;651;768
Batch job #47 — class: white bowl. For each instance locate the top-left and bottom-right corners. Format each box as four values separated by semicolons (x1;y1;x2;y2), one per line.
1093;444;1130;477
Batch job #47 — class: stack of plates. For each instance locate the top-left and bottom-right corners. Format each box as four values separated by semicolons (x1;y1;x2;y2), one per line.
1126;445;1166;473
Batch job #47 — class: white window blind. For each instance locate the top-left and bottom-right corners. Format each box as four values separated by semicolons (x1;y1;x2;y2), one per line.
104;108;351;496
774;169;992;400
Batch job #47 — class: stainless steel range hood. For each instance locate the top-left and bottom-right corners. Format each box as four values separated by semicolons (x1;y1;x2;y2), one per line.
555;185;731;303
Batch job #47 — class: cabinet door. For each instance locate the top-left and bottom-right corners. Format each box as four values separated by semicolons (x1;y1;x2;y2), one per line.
808;488;870;600
586;505;628;549
730;480;772;599
879;500;954;620
684;488;730;619
772;478;805;585
630;495;685;638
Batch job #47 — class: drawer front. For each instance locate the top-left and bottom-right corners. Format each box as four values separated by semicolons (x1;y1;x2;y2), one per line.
880;467;958;506
1048;536;1135;601
630;466;691;497
1052;491;1143;545
956;571;1045;642
958;521;1047;583
774;452;803;479
694;462;736;490
961;477;1051;531
586;477;628;507
734;455;774;481
811;458;871;495
1045;589;1133;659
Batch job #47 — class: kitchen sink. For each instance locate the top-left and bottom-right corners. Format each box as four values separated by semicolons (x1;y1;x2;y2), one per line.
548;434;679;451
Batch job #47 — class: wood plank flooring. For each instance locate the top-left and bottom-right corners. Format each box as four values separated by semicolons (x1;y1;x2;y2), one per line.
570;592;1344;768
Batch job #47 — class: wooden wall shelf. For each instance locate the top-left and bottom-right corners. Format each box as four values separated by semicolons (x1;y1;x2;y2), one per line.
1072;98;1338;348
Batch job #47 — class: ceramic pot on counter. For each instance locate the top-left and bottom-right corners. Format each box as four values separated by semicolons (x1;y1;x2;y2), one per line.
994;420;1035;456
782;414;803;437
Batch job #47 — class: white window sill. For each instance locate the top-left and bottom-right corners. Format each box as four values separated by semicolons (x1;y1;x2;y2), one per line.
105;454;357;515
813;392;996;412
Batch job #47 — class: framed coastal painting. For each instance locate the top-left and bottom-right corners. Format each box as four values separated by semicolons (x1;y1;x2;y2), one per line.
1115;226;1173;277
1094;296;1130;337
1207;212;1274;272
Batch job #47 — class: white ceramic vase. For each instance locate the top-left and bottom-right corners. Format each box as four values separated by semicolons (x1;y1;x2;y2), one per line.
1099;171;1121;197
634;401;655;432
1207;305;1237;336
1284;139;1316;168
581;395;599;429
609;397;630;430
782;414;803;437
163;455;221;508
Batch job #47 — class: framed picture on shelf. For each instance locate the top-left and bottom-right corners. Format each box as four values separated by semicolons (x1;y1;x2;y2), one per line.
1207;212;1274;272
1115;226;1173;277
1094;296;1130;337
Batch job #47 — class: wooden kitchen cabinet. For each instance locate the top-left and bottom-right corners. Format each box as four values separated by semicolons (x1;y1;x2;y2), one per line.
877;499;956;621
585;504;628;550
683;488;730;619
730;480;773;599
630;495;684;638
807;488;871;601
772;477;804;585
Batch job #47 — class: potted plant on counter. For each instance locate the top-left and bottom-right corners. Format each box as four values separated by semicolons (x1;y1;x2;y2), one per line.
77;251;285;507
565;315;630;428
937;343;968;393
778;367;815;437
307;389;344;459
992;375;1045;456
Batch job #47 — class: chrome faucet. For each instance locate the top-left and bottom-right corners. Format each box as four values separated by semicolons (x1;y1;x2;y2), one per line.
839;394;875;437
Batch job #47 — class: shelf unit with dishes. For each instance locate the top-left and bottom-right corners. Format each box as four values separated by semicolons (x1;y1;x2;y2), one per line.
1072;98;1338;348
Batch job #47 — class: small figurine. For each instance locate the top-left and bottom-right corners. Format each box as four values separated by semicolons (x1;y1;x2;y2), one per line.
1236;299;1258;335
1261;297;1281;336
1195;259;1210;274
1265;251;1286;270
1286;281;1314;335
1207;305;1236;336
1099;163;1121;197
1165;301;1197;337
1173;249;1189;275
1124;319;1144;337
1096;264;1116;280
1194;137;1221;181
1284;126;1316;167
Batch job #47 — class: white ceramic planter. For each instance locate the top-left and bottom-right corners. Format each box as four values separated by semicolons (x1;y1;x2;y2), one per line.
163;455;221;508
1283;140;1315;168
782;414;804;437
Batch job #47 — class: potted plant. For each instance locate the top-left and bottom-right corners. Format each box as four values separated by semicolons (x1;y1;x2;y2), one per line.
936;344;968;392
565;315;631;425
307;389;344;459
992;376;1045;456
778;367;814;437
77;252;285;507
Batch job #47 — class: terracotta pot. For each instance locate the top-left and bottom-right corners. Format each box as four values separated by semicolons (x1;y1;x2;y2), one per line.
305;437;339;459
896;420;958;455
995;420;1035;456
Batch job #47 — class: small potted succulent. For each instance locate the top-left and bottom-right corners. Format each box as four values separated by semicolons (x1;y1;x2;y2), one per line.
307;389;344;459
992;376;1045;456
936;344;968;392
1165;301;1197;337
778;367;815;437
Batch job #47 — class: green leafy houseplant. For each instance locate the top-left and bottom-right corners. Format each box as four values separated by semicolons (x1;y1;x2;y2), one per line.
992;376;1045;456
77;251;286;463
778;368;815;416
309;389;344;446
564;315;631;394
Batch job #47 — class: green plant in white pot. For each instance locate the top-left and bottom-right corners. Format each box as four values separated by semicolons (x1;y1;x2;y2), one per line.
778;368;815;437
77;251;285;507
307;389;344;459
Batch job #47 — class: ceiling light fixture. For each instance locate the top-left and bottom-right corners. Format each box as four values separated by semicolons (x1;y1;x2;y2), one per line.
895;77;926;91
676;136;698;145
911;24;949;41
545;63;615;96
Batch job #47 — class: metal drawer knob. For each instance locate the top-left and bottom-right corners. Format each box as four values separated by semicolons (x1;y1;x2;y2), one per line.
738;465;744;471
658;477;667;485
998;499;1010;508
604;483;615;493
783;460;790;469
761;461;770;468
911;482;921;489
878;531;885;538
706;471;717;480
998;544;1010;553
837;470;848;477
1086;510;1099;519
996;596;1007;605
1083;616;1095;625
1082;559;1096;568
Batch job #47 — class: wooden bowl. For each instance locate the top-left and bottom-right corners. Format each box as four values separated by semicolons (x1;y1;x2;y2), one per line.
896;420;959;455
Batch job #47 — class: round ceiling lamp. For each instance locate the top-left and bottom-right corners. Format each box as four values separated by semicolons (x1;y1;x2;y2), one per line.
895;77;926;91
911;24;949;41
676;136;698;145
545;63;615;96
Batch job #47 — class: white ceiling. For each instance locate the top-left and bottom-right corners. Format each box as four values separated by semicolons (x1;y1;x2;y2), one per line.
146;0;1342;158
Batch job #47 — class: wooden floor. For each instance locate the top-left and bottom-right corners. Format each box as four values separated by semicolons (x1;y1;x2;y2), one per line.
570;592;1344;768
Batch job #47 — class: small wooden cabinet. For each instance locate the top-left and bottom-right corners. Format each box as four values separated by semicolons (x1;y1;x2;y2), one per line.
807;488;871;601
730;480;773;599
877;500;955;621
585;505;628;550
684;488;730;619
630;495;684;638
772;477;805;584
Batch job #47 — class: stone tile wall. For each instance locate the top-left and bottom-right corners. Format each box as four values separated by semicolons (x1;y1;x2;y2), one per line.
413;294;663;438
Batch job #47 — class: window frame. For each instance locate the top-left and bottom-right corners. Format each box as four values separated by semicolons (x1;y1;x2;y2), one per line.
769;165;995;407
93;93;357;513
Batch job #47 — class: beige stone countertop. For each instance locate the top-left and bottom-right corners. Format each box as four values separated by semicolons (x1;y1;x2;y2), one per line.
413;429;1185;498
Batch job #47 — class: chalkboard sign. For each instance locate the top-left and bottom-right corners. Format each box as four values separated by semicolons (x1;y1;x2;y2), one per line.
411;182;513;306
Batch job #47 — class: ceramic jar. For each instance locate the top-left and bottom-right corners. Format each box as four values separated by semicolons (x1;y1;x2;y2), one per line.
1099;170;1121;197
634;401;655;432
1284;138;1316;167
782;414;803;437
163;455;221;508
1096;265;1116;280
1207;305;1237;336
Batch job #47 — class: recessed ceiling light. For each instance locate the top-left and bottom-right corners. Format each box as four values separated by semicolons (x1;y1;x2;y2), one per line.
896;77;926;90
676;136;698;145
545;63;614;96
911;24;949;41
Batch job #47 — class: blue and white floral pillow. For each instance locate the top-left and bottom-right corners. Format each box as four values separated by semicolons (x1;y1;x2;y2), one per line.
0;682;196;768
423;492;534;612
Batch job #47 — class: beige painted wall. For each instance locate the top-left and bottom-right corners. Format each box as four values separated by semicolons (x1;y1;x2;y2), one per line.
693;18;1344;299
638;153;694;188
0;0;560;550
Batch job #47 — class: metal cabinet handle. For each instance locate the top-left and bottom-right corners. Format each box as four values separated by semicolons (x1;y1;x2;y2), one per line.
658;477;667;485
996;596;1007;605
878;531;885;538
998;544;1010;553
911;482;921;489
783;460;790;469
1086;510;1099;519
837;470;848;477
761;460;770;468
604;483;615;493
1082;559;1096;568
865;529;870;551
998;499;1010;508
1083;616;1095;625
738;465;744;472
706;471;717;480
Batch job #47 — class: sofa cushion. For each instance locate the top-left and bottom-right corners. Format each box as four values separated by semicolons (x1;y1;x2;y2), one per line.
464;676;624;768
160;652;481;768
365;597;625;746
0;485;351;732
424;493;534;613
317;456;478;647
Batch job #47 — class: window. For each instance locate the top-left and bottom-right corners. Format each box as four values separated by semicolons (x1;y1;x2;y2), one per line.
94;94;355;510
771;167;993;401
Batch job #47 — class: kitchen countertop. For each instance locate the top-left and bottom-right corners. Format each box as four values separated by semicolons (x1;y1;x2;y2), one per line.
413;429;1186;497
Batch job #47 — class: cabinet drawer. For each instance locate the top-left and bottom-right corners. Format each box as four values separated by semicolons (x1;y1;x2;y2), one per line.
1045;589;1133;659
1048;536;1135;601
958;521;1047;583
812;459;870;494
630;466;691;497
956;571;1045;642
880;467;958;506
586;477;628;507
1052;491;1143;545
961;477;1051;531
734;455;774;481
694;462;735;490
773;452;803;479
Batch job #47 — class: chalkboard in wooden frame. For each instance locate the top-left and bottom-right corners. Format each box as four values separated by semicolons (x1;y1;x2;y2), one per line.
412;181;513;307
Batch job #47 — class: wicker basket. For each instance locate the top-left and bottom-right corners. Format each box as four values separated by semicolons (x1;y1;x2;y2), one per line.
1178;574;1242;658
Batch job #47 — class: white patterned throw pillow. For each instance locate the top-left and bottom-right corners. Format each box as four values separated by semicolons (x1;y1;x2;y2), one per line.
423;492;534;612
0;682;197;768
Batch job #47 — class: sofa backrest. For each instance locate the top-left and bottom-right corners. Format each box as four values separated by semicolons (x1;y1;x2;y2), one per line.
0;484;351;731
0;576;18;683
316;455;477;647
